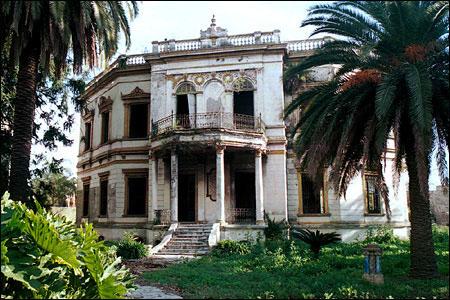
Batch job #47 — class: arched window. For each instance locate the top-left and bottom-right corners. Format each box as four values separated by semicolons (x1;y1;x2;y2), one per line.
232;78;254;92
176;82;196;127
176;82;196;94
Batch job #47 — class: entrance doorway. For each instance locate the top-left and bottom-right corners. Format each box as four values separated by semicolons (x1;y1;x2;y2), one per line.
233;91;254;116
234;172;256;222
178;173;196;222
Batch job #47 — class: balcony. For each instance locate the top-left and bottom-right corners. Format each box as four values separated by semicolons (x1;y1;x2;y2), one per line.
151;112;266;138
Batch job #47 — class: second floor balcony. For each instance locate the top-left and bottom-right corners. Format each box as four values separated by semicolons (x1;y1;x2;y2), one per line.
151;112;266;138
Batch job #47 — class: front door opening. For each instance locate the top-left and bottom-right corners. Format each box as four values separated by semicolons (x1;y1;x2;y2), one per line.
178;174;196;222
234;172;256;222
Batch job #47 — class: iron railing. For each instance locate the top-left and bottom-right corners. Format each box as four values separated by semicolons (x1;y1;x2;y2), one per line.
226;208;256;223
151;112;265;137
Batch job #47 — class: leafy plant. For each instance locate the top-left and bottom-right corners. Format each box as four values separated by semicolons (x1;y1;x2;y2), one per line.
363;225;398;244
116;231;148;260
264;212;290;241
211;240;250;258
1;192;136;299
291;228;341;258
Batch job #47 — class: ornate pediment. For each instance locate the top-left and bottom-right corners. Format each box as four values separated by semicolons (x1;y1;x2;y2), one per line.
81;107;95;121
121;86;150;100
98;96;113;112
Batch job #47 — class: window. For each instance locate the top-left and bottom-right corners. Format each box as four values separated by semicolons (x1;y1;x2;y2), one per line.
233;78;254;117
99;179;108;216
84;122;92;151
82;183;90;217
126;177;147;216
298;171;329;215
129;103;148;138
101;111;110;144
364;175;381;214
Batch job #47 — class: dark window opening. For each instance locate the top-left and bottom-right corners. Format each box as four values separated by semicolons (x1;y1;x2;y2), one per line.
233;172;256;223
101;112;109;144
302;174;322;214
176;95;190;128
178;174;195;222
233;91;254;116
100;180;108;216
84;122;92;151
366;176;381;214
129;103;148;138
83;184;89;217
127;177;147;216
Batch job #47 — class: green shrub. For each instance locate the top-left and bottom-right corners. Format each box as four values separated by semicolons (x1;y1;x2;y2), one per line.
1;192;136;299
211;240;250;257
116;232;148;260
363;225;398;244
291;228;341;258
264;212;290;240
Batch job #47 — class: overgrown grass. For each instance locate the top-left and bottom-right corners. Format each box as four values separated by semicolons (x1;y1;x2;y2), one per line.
141;226;449;299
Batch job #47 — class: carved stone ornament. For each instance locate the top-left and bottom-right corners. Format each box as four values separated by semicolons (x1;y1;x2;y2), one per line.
166;69;258;91
81;108;94;120
98;96;113;112
121;86;150;100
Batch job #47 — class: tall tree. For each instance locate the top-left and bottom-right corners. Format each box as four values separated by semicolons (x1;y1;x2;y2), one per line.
284;1;448;279
0;1;139;203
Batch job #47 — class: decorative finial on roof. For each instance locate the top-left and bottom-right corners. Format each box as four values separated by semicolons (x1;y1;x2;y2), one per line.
211;14;216;27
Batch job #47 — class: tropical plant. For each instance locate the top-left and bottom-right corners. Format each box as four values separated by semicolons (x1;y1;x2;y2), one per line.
291;228;341;258
264;211;290;240
283;1;449;278
0;1;139;204
116;231;149;260
363;225;398;244
1;192;136;299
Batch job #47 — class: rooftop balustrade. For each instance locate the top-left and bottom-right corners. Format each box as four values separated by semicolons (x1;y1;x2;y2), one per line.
151;112;266;138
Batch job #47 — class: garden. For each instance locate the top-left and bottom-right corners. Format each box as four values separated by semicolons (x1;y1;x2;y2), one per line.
140;226;449;299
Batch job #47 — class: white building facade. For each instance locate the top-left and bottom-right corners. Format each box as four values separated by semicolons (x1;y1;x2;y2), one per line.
76;18;410;244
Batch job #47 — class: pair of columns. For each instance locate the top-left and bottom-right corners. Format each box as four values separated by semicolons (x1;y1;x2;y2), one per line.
151;148;265;224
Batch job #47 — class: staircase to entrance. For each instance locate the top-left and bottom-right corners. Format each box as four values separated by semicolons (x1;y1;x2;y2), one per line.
153;224;214;256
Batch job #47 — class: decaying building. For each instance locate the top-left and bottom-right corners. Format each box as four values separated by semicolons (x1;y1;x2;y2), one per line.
76;17;410;249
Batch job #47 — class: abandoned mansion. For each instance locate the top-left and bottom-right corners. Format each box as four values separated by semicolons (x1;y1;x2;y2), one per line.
76;17;410;248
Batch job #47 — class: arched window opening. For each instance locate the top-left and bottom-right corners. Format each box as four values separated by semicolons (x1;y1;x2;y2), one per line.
176;82;196;128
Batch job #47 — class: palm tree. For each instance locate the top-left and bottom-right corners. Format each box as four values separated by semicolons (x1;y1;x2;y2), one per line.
284;1;448;279
1;1;139;203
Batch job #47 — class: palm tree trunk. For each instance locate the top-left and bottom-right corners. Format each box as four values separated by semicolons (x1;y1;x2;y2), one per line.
405;146;440;279
9;38;40;203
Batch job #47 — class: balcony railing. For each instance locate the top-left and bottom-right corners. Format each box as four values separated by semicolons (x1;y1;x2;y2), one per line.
226;208;256;224
151;112;265;137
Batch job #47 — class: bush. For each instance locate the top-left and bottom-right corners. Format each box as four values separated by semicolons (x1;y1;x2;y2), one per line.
1;192;136;299
264;212;290;240
291;228;341;258
116;232;148;260
363;225;398;244
211;240;250;257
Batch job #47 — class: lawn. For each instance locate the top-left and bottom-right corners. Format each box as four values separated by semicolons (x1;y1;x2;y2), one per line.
140;226;449;299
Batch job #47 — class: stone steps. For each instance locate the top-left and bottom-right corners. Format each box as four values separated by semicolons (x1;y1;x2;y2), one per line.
154;223;213;257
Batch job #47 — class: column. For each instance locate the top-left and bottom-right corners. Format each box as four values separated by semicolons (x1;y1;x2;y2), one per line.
151;154;158;221
170;150;178;222
255;150;264;224
216;146;226;224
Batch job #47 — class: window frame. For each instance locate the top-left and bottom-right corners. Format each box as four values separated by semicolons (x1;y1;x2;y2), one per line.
81;108;94;153
81;176;91;218
121;87;150;139
122;168;148;217
297;170;330;216
362;172;384;216
98;171;109;217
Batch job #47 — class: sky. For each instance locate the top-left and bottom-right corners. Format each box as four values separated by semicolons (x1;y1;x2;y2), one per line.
33;1;446;189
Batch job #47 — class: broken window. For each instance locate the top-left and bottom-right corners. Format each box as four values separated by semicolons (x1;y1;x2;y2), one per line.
99;179;108;216
129;103;148;138
83;183;89;217
298;172;328;214
101;111;110;144
233;78;254;116
84;122;92;151
126;177;147;216
176;83;196;127
365;175;381;214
